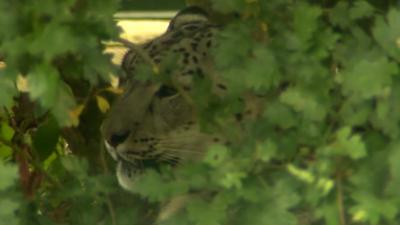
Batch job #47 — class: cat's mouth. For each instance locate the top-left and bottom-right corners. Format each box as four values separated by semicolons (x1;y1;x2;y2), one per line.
117;152;179;172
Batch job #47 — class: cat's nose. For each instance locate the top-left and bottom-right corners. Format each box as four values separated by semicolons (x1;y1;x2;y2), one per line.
107;131;130;148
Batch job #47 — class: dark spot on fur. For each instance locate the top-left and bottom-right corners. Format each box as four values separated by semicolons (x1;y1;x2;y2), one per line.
172;32;182;39
235;113;243;121
217;83;227;90
206;40;212;48
183;86;191;91
192;56;198;63
245;110;253;115
191;43;198;51
148;103;154;113
183;70;195;76
213;138;220;142
185;25;200;31
196;67;204;78
161;39;175;45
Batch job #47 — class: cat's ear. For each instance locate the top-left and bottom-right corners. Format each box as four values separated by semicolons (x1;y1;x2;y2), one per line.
167;6;209;31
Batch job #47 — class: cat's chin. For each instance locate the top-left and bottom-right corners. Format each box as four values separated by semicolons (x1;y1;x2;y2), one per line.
116;161;139;191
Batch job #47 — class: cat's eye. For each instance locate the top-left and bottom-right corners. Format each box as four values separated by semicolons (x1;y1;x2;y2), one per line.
155;85;178;98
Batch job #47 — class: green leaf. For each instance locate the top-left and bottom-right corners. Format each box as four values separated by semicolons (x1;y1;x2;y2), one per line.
30;22;78;61
211;0;245;14
238;180;299;225
0;75;17;108
204;144;229;167
0;198;19;225
349;1;375;20
337;127;367;159
315;202;340;225
60;156;88;180
263;101;297;129
322;127;367;160
0;145;12;159
51;82;76;126
337;57;397;101
329;2;351;28
279;87;327;122
0;161;17;191
187;196;227;225
0;122;14;142
244;48;280;90
373;9;400;61
133;170;171;202
256;139;277;162
350;192;397;225
27;64;60;108
292;3;322;48
220;171;246;189
33;117;59;161
214;22;253;70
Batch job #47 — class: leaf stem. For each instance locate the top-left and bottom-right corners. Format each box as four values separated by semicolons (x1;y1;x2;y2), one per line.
106;196;118;225
336;173;347;225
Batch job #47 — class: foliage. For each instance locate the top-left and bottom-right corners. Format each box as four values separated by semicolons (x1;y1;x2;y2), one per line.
1;0;400;225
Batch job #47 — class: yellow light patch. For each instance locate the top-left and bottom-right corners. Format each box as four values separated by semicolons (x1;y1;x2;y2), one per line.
105;19;169;66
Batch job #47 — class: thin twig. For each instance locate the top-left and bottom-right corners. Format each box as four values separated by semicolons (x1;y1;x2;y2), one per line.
106;197;118;225
99;142;117;225
336;173;346;225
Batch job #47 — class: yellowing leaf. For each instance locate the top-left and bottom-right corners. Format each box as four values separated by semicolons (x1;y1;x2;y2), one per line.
69;104;85;127
352;209;367;222
96;95;110;113
16;75;29;92
109;74;119;88
105;86;124;95
287;164;315;183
